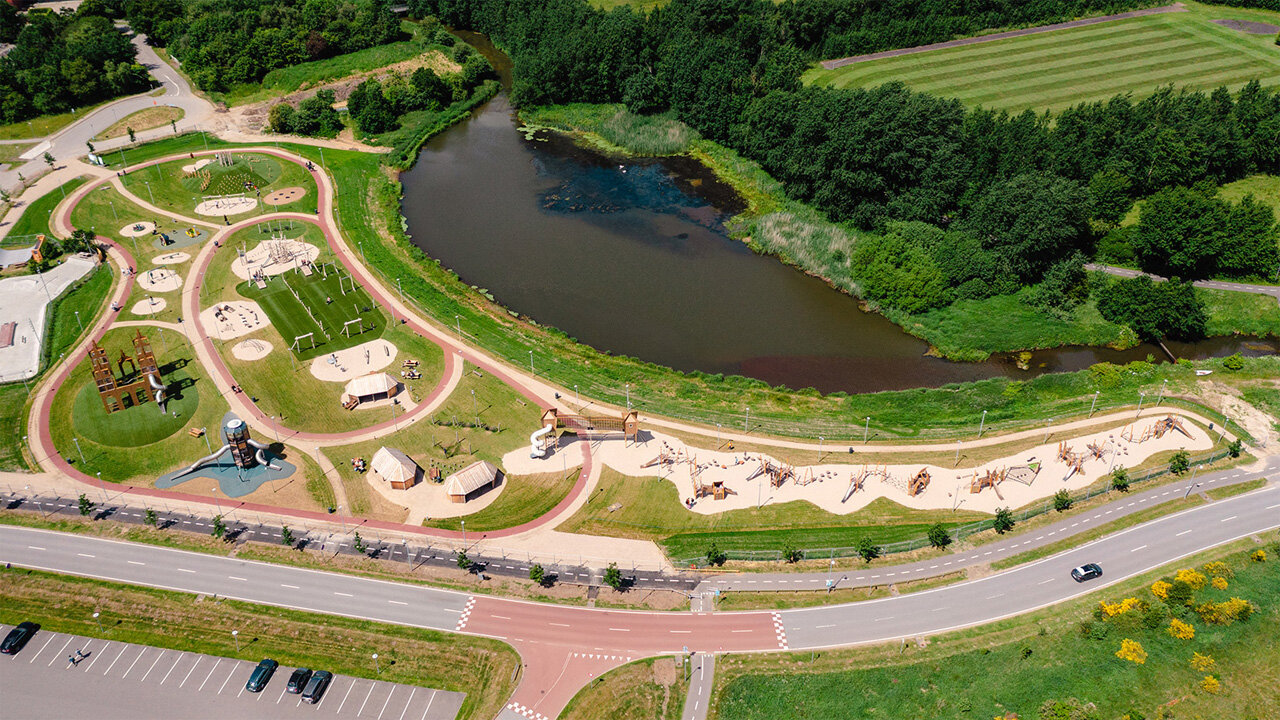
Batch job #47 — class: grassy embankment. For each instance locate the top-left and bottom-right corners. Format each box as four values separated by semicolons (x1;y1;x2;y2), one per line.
0;98;117;141
561;657;686;720
2;176;89;247
0;142;33;171
83;133;1273;447
803;1;1280;114
93;106;185;141
712;537;1280;719
0;263;113;472
0;566;519;720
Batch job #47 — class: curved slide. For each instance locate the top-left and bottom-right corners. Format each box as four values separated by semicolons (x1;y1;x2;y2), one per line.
246;438;282;470
530;424;553;458
147;373;167;413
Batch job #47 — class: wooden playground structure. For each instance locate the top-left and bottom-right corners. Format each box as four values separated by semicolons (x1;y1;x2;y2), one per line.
541;407;641;445
970;467;1007;500
1057;441;1087;480
1122;415;1192;444
908;468;931;497
88;330;166;414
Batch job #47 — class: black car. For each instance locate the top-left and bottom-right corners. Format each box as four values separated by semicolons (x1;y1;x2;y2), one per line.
1;622;40;655
245;658;278;692
301;670;333;704
1071;563;1103;582
287;667;313;694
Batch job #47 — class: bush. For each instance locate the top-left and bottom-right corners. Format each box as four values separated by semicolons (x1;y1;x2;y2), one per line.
1222;352;1245;370
1111;466;1130;492
1175;568;1207;590
1167;618;1195;640
706;542;727;567
529;563;545;584
1190;652;1216;672
993;507;1015;534
1195;597;1254;625
455;550;469;569
782;544;804;563
1096;275;1207;342
1115;638;1147;664
926;522;952;549
1211;576;1228;590
603;562;623;590
1251;549;1267;562
1053;489;1073;512
1169;450;1190;475
1199;675;1221;694
849;232;951;313
1151;580;1171;600
857;537;881;563
1039;698;1102;720
1227;438;1243;458
77;494;95;516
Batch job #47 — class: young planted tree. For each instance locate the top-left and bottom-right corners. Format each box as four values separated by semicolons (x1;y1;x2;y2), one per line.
353;531;366;554
529;563;545;584
782;544;804;563
705;542;727;567
127;127;136;143
43;151;54;168
856;537;881;563
603;562;623;590
281;525;294;546
993;507;1015;534
1227;438;1243;458
927;522;952;549
211;514;226;539
1052;489;1073;512
1169;450;1191;475
455;550;470;569
144;508;157;526
78;494;95;516
1111;466;1130;492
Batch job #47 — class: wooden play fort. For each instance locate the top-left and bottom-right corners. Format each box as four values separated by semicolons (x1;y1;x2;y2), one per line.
908;468;931;497
1057;441;1087;480
88;330;167;414
970;467;1006;500
541;407;640;445
1121;415;1191;444
744;457;796;488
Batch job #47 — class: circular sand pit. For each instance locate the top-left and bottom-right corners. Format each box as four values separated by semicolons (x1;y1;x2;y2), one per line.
1212;18;1280;34
232;338;272;361
137;267;183;292
194;196;258;216
120;222;155;237
130;296;167;315
263;186;306;206
200;300;270;341
151;251;190;266
182;158;215;173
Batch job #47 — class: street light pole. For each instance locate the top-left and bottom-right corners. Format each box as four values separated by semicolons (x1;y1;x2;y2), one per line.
1156;379;1167;407
1089;390;1100;418
744;406;750;431
92;611;103;633
528;350;534;375
461;520;466;549
863;416;870;444
72;436;85;464
232;630;240;653
978;409;988;438
1136;391;1146;417
372;653;379;674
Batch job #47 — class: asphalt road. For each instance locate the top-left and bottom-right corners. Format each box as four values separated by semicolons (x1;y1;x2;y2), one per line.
0;624;464;720
1086;263;1280;302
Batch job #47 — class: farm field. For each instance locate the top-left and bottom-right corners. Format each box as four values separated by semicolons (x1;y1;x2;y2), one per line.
804;3;1280;113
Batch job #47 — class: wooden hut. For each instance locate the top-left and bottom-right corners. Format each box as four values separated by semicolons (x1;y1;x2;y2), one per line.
445;461;502;503
371;446;420;490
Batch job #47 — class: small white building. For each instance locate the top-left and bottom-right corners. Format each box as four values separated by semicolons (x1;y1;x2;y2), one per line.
370;446;420;490
445;461;501;503
342;372;400;406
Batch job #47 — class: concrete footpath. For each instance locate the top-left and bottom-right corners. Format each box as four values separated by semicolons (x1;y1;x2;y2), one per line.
0;623;464;720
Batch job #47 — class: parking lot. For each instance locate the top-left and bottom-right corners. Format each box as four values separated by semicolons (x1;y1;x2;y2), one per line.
0;624;465;720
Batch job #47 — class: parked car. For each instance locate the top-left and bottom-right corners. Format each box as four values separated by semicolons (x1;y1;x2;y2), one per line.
1071;563;1103;582
245;658;278;692
301;670;333;704
1;622;40;655
287;667;313;694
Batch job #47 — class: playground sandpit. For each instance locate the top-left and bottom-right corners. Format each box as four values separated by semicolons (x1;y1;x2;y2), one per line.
505;410;1216;516
120;222;155;237
151;251;191;266
263;186;307;206
194;196;258;216
201;300;270;341
232;338;272;361
1212;18;1280;33
153;227;208;251
181;158;215;173
230;238;321;280
137;267;183;293
130;297;167;315
310;338;398;381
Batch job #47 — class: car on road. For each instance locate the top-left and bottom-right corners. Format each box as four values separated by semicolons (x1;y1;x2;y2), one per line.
245;658;278;692
1;622;40;655
301;670;333;704
287;667;312;693
1071;563;1103;582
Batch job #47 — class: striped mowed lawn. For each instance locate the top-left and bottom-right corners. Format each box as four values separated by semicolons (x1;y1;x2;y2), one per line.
803;10;1280;114
238;271;385;360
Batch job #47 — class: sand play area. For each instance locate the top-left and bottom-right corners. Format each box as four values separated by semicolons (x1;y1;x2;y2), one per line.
137;267;183;292
120;222;155;237
232;338;273;361
151;251;190;266
182;158;214;173
194;196;257;216
310;338;398;381
230;238;320;281
200;300;269;341
130;297;167;315
504;410;1215;516
263;186;306;206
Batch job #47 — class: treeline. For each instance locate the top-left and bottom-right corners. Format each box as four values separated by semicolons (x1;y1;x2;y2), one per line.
0;2;150;124
126;0;404;91
345;40;495;134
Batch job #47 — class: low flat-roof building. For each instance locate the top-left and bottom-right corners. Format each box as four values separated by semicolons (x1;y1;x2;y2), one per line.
445;461;501;503
370;446;420;490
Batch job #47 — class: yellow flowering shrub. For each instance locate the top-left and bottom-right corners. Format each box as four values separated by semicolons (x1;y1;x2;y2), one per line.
1200;675;1220;694
1167;618;1195;640
1190;652;1216;672
1251;549;1266;563
1115;638;1147;664
1201;561;1232;578
1195;597;1254;625
1175;568;1207;590
1151;580;1171;599
1100;597;1143;617
1211;576;1228;590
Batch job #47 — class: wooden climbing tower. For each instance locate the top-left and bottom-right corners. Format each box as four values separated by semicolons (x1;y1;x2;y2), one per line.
907;468;931;497
1152;415;1190;439
88;330;164;414
970;467;1006;499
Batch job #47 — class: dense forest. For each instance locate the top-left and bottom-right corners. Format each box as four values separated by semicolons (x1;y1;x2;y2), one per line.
0;2;150;124
125;0;404;91
411;0;1280;341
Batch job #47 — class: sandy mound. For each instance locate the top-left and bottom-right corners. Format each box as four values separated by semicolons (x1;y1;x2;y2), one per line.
200;300;269;341
232;338;272;361
120;222;155;237
194;196;257;216
130;297;167;315
230;238;320;281
137;267;182;292
310;338;398;382
151;251;190;266
181;158;214;173
263;186;306;206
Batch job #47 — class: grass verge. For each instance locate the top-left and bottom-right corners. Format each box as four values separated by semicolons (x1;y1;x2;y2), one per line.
3;177;89;247
93;106;185;141
714;570;968;612
561;657;687;720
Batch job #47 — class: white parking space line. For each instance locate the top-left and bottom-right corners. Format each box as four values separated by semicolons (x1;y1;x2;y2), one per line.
28;634;56;664
399;688;417;720
277;683;289;704
198;659;221;691
358;681;377;716
49;635;74;667
87;642;113;672
316;676;344;710
379;687;397;719
159;652;184;684
180;657;202;688
419;690;437;720
218;663;238;694
336;678;359;714
121;647;148;678
103;644;129;675
141;650;166;682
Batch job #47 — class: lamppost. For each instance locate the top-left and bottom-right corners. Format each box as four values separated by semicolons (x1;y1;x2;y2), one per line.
461;520;466;548
716;423;721;449
471;389;477;426
372;653;380;674
92;611;103;633
528;350;534;375
144;180;155;206
232;629;240;653
863;416;870;444
1183;465;1204;499
454;314;460;337
818;435;824;459
744;406;750;431
574;384;579;407
977;409;988;438
211;486;223;519
1156;379;1167;407
625;383;630;411
1089;390;1100;418
97;471;106;505
1136;391;1146;417
74;311;82;333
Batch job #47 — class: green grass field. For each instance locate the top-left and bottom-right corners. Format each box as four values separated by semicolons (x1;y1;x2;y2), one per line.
238;268;386;361
804;3;1280;113
2;177;89;248
120;153;318;217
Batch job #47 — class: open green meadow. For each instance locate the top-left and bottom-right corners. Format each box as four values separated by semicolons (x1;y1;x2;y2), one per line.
120;152;318;217
804;3;1280;114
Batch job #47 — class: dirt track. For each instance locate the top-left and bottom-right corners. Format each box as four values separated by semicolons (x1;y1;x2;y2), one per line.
820;3;1188;70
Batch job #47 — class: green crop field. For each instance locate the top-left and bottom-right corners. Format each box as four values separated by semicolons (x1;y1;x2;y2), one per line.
804;4;1280;114
238;269;386;360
